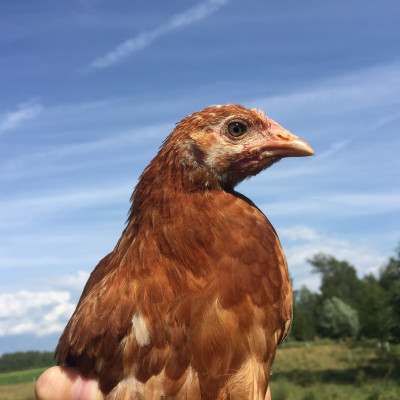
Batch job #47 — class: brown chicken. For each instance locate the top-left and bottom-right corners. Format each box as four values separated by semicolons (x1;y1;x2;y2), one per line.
56;104;314;400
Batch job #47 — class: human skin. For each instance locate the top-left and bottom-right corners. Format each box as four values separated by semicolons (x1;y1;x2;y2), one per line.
35;366;272;400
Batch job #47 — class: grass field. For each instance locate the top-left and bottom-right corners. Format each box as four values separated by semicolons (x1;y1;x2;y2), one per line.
0;382;36;400
0;342;399;399
0;367;46;400
270;341;400;399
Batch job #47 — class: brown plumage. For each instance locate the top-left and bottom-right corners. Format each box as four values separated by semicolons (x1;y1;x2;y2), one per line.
56;105;314;399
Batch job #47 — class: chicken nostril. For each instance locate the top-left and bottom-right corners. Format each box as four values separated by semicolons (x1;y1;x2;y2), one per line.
276;131;292;141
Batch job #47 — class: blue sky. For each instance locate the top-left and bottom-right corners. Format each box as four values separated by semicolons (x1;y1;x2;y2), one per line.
0;0;399;354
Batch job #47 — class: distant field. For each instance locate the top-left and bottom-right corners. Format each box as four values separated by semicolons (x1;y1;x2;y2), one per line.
0;342;399;400
0;382;36;400
270;341;400;399
0;367;47;386
0;367;46;400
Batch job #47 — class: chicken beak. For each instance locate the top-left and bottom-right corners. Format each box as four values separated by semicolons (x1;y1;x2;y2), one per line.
264;119;315;158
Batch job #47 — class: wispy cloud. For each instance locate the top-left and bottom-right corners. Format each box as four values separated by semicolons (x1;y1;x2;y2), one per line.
41;270;90;292
279;225;388;291
251;61;400;125
88;0;231;70
261;191;400;217
0;99;43;134
0;183;130;222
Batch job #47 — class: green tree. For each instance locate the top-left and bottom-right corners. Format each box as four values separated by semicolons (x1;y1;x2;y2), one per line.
308;253;362;309
358;274;391;340
379;243;400;342
0;351;54;372
291;286;319;341
319;297;359;339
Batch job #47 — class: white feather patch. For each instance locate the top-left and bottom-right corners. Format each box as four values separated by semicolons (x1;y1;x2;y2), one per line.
205;142;244;168
131;313;151;346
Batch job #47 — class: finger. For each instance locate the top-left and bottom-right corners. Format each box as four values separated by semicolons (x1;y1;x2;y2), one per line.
35;366;105;400
265;386;271;400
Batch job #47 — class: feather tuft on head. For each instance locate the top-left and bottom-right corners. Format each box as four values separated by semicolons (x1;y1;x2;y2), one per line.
251;108;266;120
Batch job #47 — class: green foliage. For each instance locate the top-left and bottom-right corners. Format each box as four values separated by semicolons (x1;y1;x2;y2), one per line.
270;342;400;400
280;338;335;348
291;286;319;341
309;253;362;309
379;244;400;343
297;245;400;342
358;274;391;340
301;392;318;400
291;305;315;341
319;297;359;338
0;351;54;373
272;379;290;400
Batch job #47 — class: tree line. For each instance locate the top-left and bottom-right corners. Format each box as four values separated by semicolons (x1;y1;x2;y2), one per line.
1;244;399;372
291;243;400;343
0;351;55;373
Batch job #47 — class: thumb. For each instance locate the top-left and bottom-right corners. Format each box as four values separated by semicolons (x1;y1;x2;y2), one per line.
35;366;105;400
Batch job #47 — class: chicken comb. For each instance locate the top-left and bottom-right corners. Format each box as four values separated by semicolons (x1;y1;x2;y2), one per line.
251;108;266;120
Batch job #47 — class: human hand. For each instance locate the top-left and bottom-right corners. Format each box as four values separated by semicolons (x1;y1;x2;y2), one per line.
35;366;271;400
35;366;105;400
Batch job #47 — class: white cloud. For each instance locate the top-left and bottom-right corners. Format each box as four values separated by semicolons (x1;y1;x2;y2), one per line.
261;191;400;217
88;0;231;69
0;290;76;337
279;225;319;241
0;122;167;180
48;270;90;291
0;183;130;221
316;140;350;160
0;256;70;270
0;99;43;134
278;225;387;291
0;226;389;337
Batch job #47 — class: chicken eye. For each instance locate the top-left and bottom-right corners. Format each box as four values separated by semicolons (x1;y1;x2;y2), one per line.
228;122;247;137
